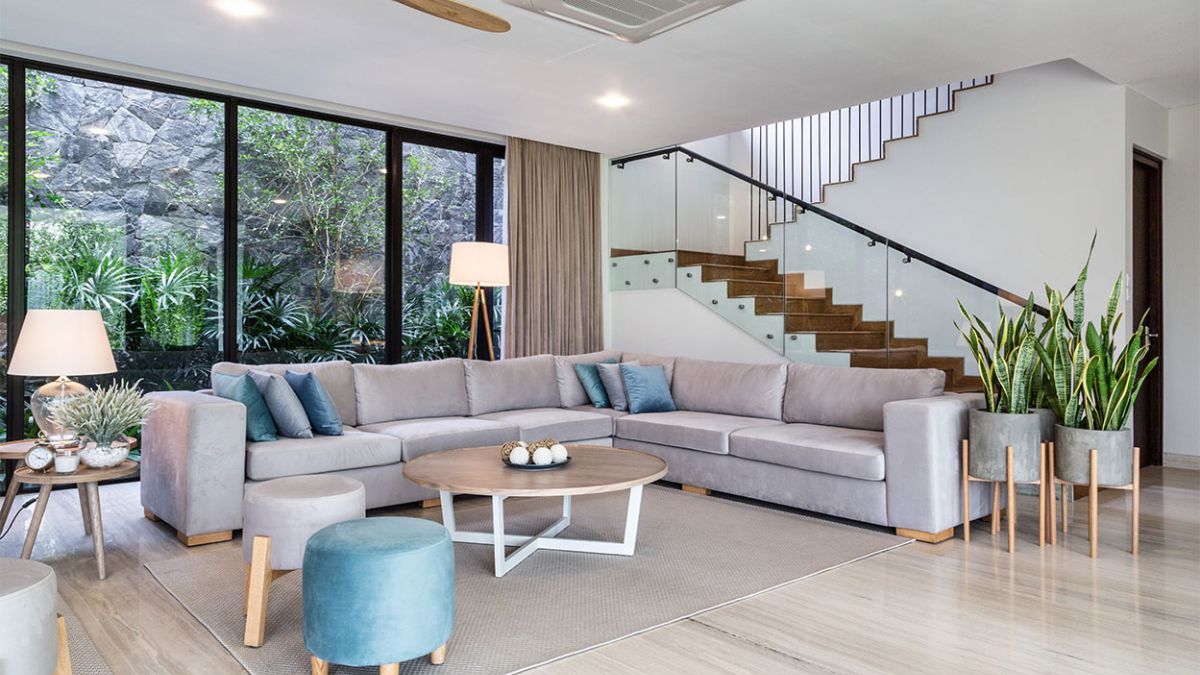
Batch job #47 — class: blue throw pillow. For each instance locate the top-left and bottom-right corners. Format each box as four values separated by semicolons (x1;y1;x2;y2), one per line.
620;363;676;414
284;370;345;436
212;371;278;442
574;360;617;408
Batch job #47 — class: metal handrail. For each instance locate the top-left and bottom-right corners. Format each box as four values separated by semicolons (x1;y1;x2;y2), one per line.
610;145;1046;316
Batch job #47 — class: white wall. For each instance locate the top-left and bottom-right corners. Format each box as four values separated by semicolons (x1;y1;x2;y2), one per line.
1163;104;1200;459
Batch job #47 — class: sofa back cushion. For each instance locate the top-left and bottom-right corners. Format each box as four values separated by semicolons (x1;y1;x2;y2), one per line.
784;363;945;431
353;359;468;425
671;357;787;420
464;355;561;416
554;349;622;407
620;353;676;385
213;360;357;427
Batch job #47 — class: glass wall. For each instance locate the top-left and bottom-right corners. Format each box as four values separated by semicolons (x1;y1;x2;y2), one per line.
236;107;386;364
23;71;224;392
400;143;478;362
0;56;506;443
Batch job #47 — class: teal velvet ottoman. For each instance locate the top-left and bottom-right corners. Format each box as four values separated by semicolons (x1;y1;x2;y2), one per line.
303;517;454;675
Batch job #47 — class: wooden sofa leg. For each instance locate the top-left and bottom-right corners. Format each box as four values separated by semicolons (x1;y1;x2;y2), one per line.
177;530;233;547
681;484;710;496
896;527;954;544
143;507;161;522
421;497;441;509
55;614;71;675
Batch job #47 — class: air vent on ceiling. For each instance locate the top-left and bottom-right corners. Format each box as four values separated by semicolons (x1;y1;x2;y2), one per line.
504;0;741;43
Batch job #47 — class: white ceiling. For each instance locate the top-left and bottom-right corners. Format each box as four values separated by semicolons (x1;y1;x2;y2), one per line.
0;0;1196;155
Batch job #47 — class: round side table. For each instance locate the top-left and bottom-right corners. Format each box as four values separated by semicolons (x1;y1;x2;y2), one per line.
0;440;39;530
14;459;139;580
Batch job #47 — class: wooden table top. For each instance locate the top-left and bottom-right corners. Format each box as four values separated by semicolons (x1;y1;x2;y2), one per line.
403;445;668;497
14;459;139;486
1;437;137;461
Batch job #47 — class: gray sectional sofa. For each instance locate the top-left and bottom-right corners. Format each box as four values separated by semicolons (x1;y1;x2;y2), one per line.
140;351;993;546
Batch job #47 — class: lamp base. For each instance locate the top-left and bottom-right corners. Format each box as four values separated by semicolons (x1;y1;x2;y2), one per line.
31;376;88;444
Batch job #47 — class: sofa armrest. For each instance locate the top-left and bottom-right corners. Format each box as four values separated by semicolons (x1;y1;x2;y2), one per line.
140;391;247;537
883;395;991;533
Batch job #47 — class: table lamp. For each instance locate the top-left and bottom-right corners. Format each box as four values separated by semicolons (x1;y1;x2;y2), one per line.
449;242;509;360
8;309;117;444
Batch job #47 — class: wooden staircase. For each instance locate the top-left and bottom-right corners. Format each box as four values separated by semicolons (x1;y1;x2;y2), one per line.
675;250;983;393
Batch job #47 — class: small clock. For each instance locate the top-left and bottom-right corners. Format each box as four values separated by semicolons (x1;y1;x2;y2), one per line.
24;443;55;472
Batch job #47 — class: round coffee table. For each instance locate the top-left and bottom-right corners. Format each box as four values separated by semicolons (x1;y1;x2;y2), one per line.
14;459;139;580
403;445;667;577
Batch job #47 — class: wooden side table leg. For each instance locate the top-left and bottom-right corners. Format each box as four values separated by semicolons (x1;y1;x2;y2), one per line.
991;481;1001;534
1048;442;1057;544
86;483;106;580
1089;448;1099;559
961;440;970;543
21;484;53;559
79;486;93;536
55;613;72;675
1132;446;1140;555
244;535;272;647
1006;446;1016;554
1038;442;1046;547
0;464;23;529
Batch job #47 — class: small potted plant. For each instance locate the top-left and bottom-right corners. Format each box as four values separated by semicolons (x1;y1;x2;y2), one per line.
51;380;154;469
1037;248;1157;486
956;299;1042;483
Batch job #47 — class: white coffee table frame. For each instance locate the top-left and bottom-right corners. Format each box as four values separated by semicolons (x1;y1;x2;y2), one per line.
437;486;644;577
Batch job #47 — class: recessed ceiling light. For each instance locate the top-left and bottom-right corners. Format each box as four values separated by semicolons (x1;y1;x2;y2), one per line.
804;244;813;251
716;215;727;220
894;289;904;298
271;198;288;204
214;0;266;19
596;92;631;109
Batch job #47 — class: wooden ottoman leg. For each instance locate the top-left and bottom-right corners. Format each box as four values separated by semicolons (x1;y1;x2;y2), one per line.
1089;448;1099;559
1006;446;1016;553
310;655;329;675
961;440;970;543
431;643;447;665
244;535;272;647
55;614;72;675
381;664;400;675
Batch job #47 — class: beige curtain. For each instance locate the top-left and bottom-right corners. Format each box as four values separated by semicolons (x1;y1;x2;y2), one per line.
503;137;602;358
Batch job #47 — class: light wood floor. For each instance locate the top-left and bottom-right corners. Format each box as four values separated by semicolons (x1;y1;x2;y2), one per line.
1;467;1197;674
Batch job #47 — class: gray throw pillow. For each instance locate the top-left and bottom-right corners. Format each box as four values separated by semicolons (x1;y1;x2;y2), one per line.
597;361;637;412
249;370;314;439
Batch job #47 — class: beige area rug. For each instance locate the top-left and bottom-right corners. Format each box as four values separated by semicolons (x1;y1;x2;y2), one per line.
147;486;907;674
58;597;114;675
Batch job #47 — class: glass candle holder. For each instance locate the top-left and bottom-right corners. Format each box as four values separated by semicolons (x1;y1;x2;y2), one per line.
54;450;80;474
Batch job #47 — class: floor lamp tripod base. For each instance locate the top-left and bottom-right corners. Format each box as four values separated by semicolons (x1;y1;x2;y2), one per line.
467;283;495;361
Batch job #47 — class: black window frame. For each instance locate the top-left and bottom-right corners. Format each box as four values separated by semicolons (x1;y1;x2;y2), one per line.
0;53;506;444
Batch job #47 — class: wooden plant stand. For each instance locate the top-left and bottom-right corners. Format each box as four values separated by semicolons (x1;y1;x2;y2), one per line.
961;440;1049;552
1051;445;1140;558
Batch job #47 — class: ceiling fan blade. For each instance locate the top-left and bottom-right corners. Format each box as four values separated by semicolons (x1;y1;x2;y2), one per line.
393;0;511;33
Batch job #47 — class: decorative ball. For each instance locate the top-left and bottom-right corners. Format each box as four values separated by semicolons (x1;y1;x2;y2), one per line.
550;444;568;463
532;447;553;465
508;447;530;465
501;441;522;460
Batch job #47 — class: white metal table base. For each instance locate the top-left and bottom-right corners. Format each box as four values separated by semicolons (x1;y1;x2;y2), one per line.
438;485;645;577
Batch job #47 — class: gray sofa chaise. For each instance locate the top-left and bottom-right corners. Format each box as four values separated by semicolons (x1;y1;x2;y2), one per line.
140;351;992;546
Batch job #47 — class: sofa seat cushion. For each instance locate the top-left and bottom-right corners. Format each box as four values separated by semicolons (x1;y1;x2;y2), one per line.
245;428;403;481
729;423;885;481
477;408;614;442
616;411;783;455
356;417;518;461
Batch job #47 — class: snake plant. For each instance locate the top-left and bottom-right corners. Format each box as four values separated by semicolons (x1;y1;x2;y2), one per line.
955;297;1039;414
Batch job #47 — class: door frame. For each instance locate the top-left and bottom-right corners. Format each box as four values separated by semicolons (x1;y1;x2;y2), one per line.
1131;149;1163;466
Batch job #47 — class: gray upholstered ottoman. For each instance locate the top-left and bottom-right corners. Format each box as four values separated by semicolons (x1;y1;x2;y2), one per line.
242;474;366;647
0;558;61;675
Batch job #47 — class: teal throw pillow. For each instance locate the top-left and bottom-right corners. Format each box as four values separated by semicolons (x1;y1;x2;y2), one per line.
620;363;676;414
213;371;278;442
574;359;617;408
285;370;344;436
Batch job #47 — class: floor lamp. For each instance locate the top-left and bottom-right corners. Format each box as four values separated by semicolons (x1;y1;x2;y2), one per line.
449;242;509;360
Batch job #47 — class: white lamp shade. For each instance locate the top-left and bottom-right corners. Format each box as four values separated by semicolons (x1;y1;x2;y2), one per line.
449;242;509;287
8;309;118;377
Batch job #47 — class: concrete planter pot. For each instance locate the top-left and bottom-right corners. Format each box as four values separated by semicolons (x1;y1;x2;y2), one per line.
1034;408;1059;444
967;409;1041;482
1054;425;1134;486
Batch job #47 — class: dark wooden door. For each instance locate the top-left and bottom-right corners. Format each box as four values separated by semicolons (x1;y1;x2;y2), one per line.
1131;150;1163;466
